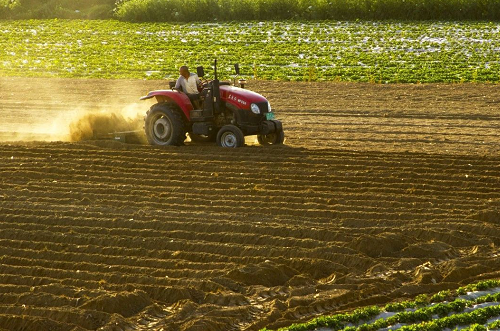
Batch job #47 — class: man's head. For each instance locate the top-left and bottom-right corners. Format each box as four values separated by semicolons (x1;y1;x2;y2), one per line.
179;66;190;79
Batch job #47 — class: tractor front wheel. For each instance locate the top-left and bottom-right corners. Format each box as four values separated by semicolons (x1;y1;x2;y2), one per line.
216;125;245;148
145;104;186;146
257;129;285;145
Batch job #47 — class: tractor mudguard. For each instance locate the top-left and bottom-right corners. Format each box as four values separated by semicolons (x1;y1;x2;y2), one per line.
260;120;282;135
271;120;283;132
140;90;193;120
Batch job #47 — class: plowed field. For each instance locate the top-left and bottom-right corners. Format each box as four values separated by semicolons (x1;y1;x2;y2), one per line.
1;77;500;331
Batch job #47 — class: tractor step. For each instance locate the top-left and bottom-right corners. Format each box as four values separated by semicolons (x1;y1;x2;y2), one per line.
93;130;144;144
190;109;213;122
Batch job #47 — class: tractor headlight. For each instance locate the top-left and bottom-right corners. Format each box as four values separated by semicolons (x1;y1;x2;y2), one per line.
251;103;260;114
268;102;272;113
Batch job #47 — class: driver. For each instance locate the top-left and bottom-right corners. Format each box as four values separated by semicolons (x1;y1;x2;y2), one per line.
175;65;202;109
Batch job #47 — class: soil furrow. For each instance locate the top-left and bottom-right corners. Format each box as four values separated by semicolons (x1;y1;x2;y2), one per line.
1;79;500;330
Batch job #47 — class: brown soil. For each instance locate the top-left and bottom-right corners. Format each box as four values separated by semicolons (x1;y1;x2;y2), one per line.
1;77;500;330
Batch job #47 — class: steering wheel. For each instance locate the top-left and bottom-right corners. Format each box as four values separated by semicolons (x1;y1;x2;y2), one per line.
200;79;210;88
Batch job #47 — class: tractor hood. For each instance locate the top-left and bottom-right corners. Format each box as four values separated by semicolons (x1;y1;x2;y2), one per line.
220;85;268;110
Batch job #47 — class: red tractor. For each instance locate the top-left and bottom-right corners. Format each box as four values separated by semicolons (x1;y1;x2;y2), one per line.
140;61;284;148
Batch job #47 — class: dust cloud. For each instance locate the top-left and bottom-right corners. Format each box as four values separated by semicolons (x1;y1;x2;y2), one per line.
68;104;145;142
0;104;145;143
0;77;161;143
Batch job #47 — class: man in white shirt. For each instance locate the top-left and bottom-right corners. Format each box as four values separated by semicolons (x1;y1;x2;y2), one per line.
175;66;202;109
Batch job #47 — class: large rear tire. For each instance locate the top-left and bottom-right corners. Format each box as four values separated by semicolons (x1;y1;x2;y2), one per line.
216;125;245;148
257;129;285;145
145;104;186;146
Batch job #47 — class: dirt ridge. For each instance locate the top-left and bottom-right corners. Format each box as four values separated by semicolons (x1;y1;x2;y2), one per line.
1;78;500;330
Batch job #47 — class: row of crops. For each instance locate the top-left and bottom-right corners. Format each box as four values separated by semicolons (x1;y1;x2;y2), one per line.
265;280;500;331
1;19;499;83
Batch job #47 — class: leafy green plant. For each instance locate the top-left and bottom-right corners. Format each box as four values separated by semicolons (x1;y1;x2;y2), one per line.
457;279;500;295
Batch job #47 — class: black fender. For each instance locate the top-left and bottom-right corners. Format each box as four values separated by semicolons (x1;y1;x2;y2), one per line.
260;120;282;135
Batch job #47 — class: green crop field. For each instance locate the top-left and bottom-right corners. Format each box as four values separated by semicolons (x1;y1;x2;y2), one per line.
265;280;500;331
1;19;499;83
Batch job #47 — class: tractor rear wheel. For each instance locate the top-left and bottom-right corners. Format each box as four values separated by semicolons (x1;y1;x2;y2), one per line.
145;104;186;146
189;132;216;143
216;125;245;148
257;129;285;145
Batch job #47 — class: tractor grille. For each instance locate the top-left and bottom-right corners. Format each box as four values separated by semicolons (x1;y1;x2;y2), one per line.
255;102;270;114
